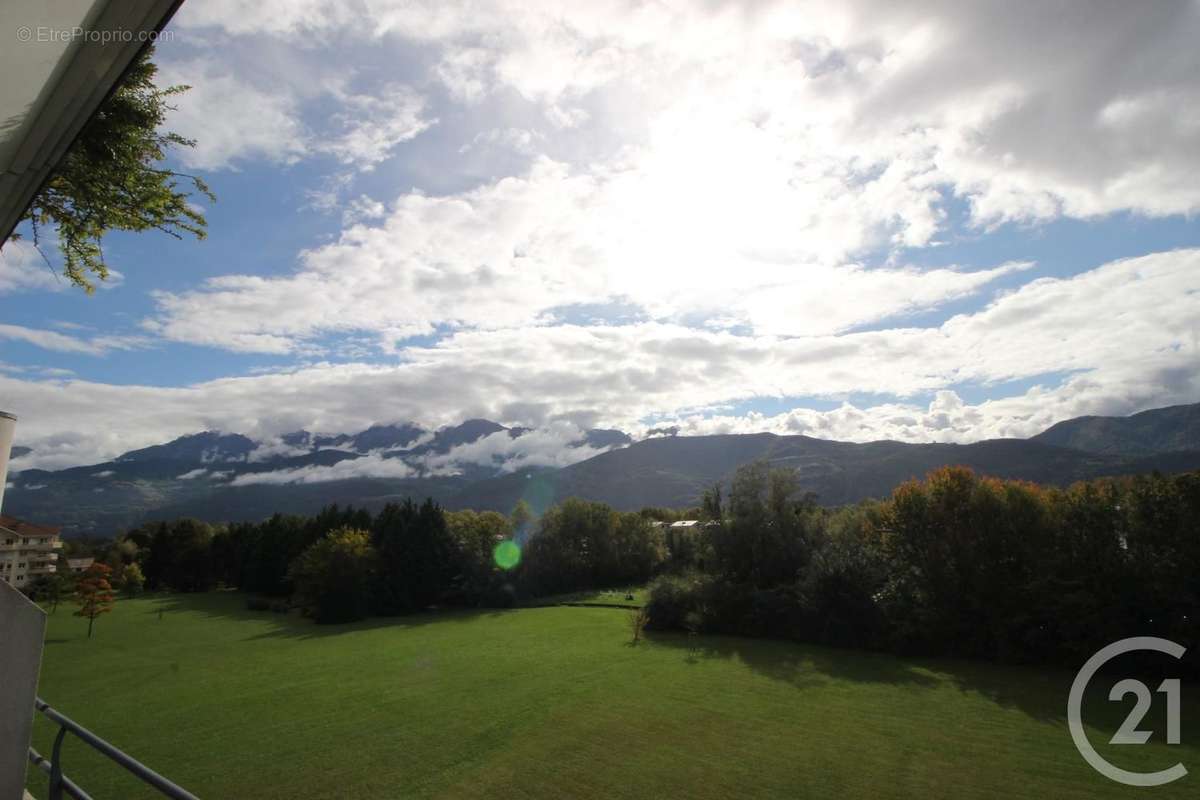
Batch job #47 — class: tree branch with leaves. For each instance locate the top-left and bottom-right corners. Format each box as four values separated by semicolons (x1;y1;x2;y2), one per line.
12;46;214;292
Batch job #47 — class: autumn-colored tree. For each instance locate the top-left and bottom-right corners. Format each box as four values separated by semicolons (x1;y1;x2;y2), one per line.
75;563;117;638
120;562;146;597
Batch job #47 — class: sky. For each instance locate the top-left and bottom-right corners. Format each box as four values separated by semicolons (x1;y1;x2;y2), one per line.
1;0;1199;471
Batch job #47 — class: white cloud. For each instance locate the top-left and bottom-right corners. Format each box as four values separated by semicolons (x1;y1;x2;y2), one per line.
460;128;544;156
176;468;209;480
0;240;64;294
138;0;1200;359
171;0;362;37
6;248;1199;470
304;173;355;213
158;60;433;172
654;373;1189;447
245;439;316;463
231;453;415;485
169;0;1200;222
341;195;388;226
545;105;589;129
324;84;435;169
417;421;619;475
435;46;492;103
0;236;125;295
0;324;146;356
145;157;1025;352
158;61;310;170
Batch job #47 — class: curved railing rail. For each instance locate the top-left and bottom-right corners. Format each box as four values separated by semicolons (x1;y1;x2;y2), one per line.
26;697;199;800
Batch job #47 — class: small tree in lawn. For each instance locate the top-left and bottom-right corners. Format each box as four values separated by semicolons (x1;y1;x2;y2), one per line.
75;563;117;638
629;607;649;646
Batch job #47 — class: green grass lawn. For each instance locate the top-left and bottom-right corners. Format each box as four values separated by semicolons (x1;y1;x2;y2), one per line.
27;593;1199;799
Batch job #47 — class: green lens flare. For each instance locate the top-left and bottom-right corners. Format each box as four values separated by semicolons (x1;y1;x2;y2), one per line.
493;540;521;570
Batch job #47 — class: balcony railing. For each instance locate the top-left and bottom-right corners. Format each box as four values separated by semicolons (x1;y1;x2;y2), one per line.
26;698;199;800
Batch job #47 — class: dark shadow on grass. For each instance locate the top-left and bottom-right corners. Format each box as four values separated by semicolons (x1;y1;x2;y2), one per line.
150;591;515;642
897;649;1200;731
650;629;1200;736
137;593;1197;737
240;607;518;642
641;629;1166;726
646;629;940;694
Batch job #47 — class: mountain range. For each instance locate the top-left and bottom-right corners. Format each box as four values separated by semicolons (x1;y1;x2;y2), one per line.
3;403;1199;536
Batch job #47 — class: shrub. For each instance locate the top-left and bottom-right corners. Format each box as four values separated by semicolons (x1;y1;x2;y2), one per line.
645;572;706;631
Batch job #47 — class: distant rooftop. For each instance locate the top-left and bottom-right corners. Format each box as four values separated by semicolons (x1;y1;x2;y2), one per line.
0;515;60;537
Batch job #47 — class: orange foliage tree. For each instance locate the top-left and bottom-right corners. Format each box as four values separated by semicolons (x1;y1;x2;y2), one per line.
74;562;117;639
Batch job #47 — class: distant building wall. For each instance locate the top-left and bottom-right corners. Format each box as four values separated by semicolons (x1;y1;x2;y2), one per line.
0;517;62;590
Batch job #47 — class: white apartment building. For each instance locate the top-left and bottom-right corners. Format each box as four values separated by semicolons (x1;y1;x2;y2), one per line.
0;514;62;589
1;411;63;587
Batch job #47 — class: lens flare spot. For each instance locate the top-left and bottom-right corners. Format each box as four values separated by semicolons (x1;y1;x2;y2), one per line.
493;539;521;570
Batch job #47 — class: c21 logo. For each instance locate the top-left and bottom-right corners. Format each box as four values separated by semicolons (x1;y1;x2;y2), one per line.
1068;637;1186;787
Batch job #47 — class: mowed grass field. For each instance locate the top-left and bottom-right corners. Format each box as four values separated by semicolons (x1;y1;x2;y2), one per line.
27;593;1200;799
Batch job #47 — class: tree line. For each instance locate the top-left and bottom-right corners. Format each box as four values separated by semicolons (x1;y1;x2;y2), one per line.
646;463;1200;670
33;463;1200;670
62;497;668;624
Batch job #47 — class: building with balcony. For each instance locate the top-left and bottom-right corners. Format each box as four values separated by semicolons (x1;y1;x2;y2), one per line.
0;514;62;589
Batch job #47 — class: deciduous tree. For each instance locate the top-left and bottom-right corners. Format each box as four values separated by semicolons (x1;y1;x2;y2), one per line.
288;527;375;624
120;562;146;597
75;563;117;639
